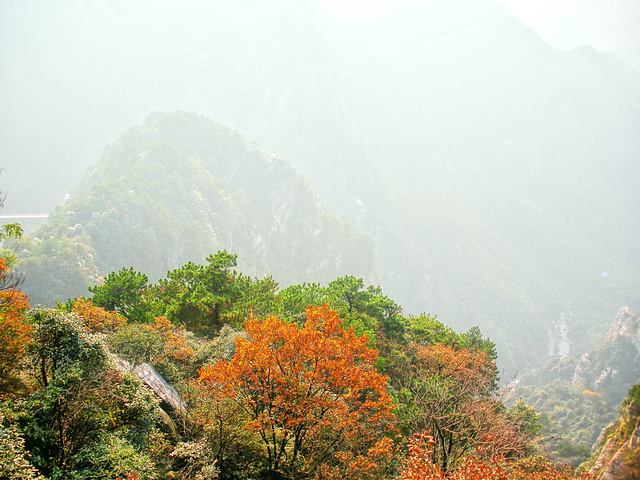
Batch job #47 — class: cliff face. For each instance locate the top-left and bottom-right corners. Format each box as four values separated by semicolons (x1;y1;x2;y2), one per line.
589;386;640;479
606;308;640;349
586;309;640;478
572;308;640;405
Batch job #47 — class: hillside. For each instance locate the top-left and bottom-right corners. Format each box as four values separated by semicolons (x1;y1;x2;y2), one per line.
16;112;376;306
516;308;640;467
2;0;639;371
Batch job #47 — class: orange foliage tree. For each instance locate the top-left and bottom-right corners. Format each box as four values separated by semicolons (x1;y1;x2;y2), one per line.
151;315;194;363
71;297;127;333
399;432;593;480
0;255;31;379
396;344;524;472
198;304;394;479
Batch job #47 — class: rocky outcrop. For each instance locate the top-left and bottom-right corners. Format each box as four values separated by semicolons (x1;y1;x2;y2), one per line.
571;308;640;404
133;362;187;416
111;355;187;416
591;425;640;479
589;380;640;479
606;308;640;349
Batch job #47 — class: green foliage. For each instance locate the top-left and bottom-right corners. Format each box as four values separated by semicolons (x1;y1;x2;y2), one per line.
0;411;44;480
406;314;457;346
508;399;542;440
89;267;150;322
28;309;106;388
15;234;97;307
71;434;159;480
155;251;238;333
168;440;221;480
3;248;587;479
107;324;164;368
0;222;23;240
460;326;498;363
275;282;326;321
222;275;278;327
11;309;162;479
15;112;376;308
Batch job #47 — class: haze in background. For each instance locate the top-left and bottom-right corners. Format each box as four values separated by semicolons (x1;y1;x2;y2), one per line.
0;0;638;373
316;0;640;69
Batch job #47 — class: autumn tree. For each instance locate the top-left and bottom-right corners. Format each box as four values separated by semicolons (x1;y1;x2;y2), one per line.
197;304;394;479
0;219;31;382
398;432;592;480
395;343;524;472
71;297;127;333
0;266;30;379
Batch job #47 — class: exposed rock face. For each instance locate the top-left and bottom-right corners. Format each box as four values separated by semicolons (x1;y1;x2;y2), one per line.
570;308;640;405
607;308;640;349
592;425;640;480
111;354;187;416
589;377;640;480
133;363;187;416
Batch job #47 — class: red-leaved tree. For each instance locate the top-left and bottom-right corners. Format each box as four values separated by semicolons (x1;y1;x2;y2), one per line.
197;304;394;479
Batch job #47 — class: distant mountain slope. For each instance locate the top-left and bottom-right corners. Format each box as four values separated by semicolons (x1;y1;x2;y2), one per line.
3;0;639;370
17;112;376;306
516;308;640;466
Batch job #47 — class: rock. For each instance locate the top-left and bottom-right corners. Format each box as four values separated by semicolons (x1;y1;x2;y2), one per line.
133;363;188;416
591;425;640;479
111;354;187;416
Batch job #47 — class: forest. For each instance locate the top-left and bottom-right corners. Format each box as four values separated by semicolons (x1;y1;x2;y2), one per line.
2;1;639;478
2;219;637;479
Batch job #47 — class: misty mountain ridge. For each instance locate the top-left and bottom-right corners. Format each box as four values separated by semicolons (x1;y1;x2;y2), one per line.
16;112;376;306
2;0;639;372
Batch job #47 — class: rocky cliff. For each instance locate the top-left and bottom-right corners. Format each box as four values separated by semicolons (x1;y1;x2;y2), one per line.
588;381;640;479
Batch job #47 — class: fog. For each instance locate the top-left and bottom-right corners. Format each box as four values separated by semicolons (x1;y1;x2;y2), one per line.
1;0;639;372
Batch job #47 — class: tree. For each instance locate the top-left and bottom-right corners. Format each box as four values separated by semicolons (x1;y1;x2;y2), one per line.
71;297;127;333
325;276;405;345
0;411;45;480
18;309;161;478
0;218;30;382
197;305;394;479
0;263;30;379
275;282;326;322
155;250;238;333
396;343;523;472
89;267;150;322
398;432;591;480
222;274;278;327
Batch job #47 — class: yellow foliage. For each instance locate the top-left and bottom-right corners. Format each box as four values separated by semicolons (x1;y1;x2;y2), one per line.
72;297;127;333
582;389;601;397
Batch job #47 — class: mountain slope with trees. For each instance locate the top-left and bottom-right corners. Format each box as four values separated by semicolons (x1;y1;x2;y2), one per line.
2;0;639;372
15;112;376;306
1;237;596;479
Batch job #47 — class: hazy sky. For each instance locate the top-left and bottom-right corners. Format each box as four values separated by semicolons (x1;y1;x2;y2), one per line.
316;0;640;67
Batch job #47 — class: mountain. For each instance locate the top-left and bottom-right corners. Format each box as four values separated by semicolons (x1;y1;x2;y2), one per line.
587;379;640;479
516;307;640;467
2;0;639;370
16;112;376;306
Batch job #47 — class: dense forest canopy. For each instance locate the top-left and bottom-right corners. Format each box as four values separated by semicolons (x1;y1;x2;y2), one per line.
5;237;632;479
1;1;639;477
